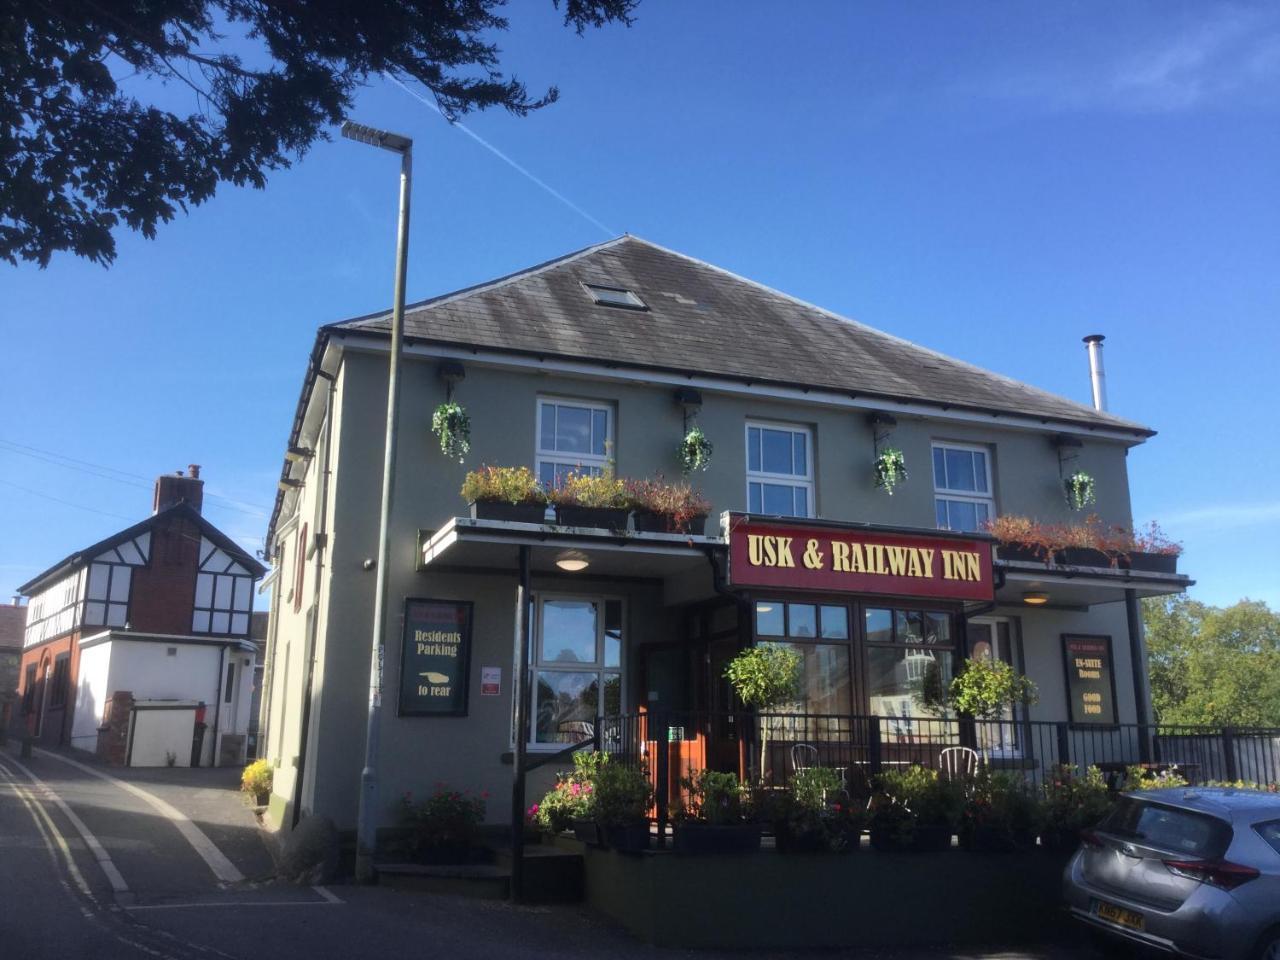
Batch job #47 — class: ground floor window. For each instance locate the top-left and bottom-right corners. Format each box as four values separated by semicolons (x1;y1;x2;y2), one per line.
531;595;623;747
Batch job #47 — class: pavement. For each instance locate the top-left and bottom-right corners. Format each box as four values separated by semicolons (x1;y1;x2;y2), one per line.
0;743;1097;960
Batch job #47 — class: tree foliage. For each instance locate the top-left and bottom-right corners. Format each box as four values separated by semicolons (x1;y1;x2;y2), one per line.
948;656;1039;721
1144;596;1280;727
1;0;636;267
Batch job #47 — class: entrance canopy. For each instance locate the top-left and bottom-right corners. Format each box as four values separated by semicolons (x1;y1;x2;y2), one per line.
996;558;1193;608
418;517;724;606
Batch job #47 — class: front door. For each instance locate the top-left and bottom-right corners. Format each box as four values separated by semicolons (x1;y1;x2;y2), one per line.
968;618;1021;757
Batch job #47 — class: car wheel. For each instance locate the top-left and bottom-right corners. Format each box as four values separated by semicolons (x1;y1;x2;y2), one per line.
1256;929;1280;960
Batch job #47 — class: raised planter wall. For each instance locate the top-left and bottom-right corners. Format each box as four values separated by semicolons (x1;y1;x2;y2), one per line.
579;841;1073;949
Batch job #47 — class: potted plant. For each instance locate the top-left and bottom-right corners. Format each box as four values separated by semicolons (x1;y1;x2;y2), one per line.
948;657;1039;765
984;515;1051;564
1038;764;1112;851
626;477;710;535
959;769;1038;853
874;448;908;496
1052;515;1117;568
672;769;760;854
724;644;801;784
431;401;471;463
460;465;547;524
868;766;961;852
593;762;652;853
547;469;630;529
399;785;486;864
240;758;272;806
678;426;713;474
1121;521;1182;574
772;767;863;854
532;751;603;840
1064;471;1096;511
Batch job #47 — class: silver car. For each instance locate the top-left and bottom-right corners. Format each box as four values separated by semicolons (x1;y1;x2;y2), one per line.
1064;787;1280;960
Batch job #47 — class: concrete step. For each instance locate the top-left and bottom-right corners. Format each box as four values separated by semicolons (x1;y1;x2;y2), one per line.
375;862;509;900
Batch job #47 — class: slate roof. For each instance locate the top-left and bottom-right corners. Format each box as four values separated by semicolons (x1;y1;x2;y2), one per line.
19;502;267;597
0;604;25;653
331;235;1151;436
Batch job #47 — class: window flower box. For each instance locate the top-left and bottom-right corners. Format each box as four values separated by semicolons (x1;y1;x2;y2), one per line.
470;501;547;524
555;505;630;529
1054;547;1116;569
1123;551;1178;575
633;509;708;536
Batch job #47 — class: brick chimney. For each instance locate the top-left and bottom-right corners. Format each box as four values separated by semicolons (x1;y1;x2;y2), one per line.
153;464;204;514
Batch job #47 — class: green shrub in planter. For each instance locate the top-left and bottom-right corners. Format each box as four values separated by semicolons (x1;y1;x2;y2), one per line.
1039;764;1112;850
959;769;1039;853
240;759;272;804
674;769;761;854
869;765;962;852
724;644;801;783
399;785;486;864
772;768;864;853
593;763;652;852
460;465;547;522
531;751;605;833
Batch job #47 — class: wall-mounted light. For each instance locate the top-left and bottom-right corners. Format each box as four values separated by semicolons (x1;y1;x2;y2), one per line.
555;550;590;573
1022;592;1050;606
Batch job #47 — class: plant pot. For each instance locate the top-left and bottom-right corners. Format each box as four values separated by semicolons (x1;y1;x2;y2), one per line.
632;510;708;536
995;543;1046;564
672;823;761;855
1123;551;1178;575
470;500;547;524
571;818;601;846
870;822;952;853
601;821;650;853
254;791;269;806
554;506;630;530
1054;547;1115;569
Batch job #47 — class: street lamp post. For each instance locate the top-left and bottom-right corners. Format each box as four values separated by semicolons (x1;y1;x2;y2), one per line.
341;120;413;884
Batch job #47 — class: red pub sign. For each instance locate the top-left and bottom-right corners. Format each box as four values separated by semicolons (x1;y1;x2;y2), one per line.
726;514;995;603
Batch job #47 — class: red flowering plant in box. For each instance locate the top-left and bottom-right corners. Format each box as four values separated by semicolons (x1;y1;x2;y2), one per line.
531;752;605;833
399;783;487;863
1038;763;1112;850
625;476;710;534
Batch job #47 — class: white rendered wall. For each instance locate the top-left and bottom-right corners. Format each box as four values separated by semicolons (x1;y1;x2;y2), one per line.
70;641;114;751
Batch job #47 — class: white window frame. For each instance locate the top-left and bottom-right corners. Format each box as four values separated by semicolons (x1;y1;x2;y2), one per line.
745;420;814;518
931;441;995;532
526;592;625;752
535;396;614;489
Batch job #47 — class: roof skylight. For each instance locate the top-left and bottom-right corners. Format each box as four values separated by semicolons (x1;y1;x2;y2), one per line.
583;283;646;310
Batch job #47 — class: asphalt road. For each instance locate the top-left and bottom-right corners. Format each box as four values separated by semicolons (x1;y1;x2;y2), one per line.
0;744;1097;960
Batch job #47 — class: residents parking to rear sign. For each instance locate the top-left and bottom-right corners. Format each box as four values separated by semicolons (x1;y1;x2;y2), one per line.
399;598;472;717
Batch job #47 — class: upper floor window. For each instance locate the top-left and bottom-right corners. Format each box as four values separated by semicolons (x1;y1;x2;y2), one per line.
932;442;994;533
746;422;813;517
193;537;253;635
536;398;612;489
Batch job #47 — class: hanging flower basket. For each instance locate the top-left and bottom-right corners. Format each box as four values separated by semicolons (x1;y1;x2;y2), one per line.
1064;471;1096;511
678;426;713;474
432;402;471;463
874;448;908;495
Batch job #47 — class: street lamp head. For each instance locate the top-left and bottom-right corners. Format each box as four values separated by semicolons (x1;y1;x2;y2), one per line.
340;120;412;154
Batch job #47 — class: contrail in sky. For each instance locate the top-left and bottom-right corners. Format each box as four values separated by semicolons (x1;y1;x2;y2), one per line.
386;74;616;238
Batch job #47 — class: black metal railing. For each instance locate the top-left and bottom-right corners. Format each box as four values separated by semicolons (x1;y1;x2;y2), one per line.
591;711;1280;836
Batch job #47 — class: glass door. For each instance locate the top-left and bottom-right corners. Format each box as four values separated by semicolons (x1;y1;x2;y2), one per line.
968;618;1021;757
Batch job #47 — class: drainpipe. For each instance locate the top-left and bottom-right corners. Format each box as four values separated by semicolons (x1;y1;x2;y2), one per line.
1125;588;1152;762
292;367;336;829
211;644;226;767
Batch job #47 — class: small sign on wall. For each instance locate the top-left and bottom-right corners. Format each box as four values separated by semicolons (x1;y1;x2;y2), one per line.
1061;634;1118;726
481;666;501;696
398;598;472;717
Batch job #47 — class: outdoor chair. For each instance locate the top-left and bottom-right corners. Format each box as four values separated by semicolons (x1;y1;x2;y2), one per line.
939;746;980;787
791;742;819;775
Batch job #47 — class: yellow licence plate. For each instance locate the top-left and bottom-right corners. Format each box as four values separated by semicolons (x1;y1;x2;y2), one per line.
1096;900;1145;931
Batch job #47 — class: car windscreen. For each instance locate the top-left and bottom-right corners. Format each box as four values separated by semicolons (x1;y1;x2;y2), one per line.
1101;798;1231;858
1255;820;1280;857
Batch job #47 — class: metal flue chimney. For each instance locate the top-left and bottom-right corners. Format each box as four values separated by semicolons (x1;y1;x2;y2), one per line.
1083;334;1107;412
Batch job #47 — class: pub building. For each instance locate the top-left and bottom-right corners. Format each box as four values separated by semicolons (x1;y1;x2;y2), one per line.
258;236;1190;873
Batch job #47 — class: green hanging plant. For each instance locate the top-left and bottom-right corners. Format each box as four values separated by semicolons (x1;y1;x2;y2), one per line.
678;426;713;474
874;448;908;495
431;401;471;463
1064;471;1096;511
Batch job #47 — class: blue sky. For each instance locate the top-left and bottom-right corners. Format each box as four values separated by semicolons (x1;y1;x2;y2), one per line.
2;1;1277;608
